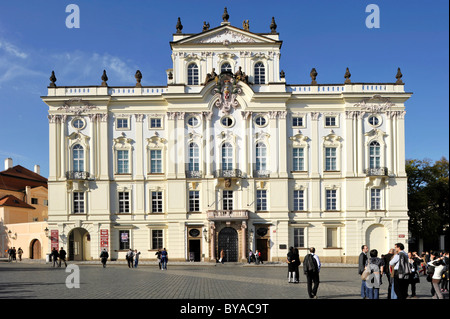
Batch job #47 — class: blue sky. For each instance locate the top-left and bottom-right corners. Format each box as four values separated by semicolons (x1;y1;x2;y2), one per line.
0;0;448;178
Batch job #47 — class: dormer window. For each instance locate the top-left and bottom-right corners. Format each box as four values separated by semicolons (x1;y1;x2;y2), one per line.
187;63;199;85
254;62;265;84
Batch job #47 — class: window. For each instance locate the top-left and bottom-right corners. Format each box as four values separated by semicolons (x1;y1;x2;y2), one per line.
117;150;129;174
189;190;200;212
256;190;267;211
223;190;233;210
221;143;233;170
73;192;85;214
255;143;267;171
152;230;163;250
43;199;49;206
151;191;163;213
325;147;337;171
368;115;380;127
119;230;130;250
117;118;129;129
325;116;337;127
31;198;38;205
293;190;304;211
254;115;267;127
188;143;200;172
326;190;337;211
187;63;199;85
118;192;130;214
220;116;234;128
294;228;305;248
293;148;304;171
150;149;163;173
72;118;85;130
221;62;232;73
254;62;265;84
187;116;199;127
292;117;303;128
73;144;84;172
326;228;338;248
369;141;381;169
150;118;162;129
371;189;381;210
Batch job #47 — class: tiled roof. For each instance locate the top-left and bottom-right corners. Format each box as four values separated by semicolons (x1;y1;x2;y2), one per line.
0;165;47;191
0;194;35;209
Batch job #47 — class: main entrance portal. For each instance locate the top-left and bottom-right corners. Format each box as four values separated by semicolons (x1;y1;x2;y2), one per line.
218;227;238;262
68;228;91;261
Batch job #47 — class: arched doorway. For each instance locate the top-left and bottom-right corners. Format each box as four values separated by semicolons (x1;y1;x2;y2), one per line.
366;224;388;254
68;228;91;261
218;227;238;262
29;239;41;259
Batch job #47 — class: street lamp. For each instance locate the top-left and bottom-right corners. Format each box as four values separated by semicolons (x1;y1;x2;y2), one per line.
44;227;50;238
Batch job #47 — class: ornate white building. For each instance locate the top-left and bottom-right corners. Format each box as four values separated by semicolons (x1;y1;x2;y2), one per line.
41;9;412;263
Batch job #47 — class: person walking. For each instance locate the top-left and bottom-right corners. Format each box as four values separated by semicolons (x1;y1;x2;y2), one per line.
17;247;23;262
441;251;449;293
407;252;422;298
134;249;141;268
248;250;254;264
428;252;445;299
155;249;162;269
126;249;134;268
51;248;59;268
303;247;321;299
160;248;168;270
365;249;384;299
389;242;411;299
58;247;67;268
358;245;369;299
219;249;225;264
100;248;109;268
383;248;395;299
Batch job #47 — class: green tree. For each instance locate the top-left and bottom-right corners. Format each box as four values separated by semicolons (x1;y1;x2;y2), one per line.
406;157;449;250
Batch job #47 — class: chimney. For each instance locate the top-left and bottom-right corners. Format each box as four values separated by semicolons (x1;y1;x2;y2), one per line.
25;186;31;204
34;164;41;175
4;158;13;170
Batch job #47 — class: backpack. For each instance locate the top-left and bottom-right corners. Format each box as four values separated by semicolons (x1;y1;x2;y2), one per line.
398;252;411;279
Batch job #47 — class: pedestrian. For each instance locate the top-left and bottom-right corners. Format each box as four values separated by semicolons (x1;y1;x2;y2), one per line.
407;251;422;298
17;247;23;262
365;249;384;299
441;251;449;293
286;247;296;283
7;248;12;262
51;247;59;268
248;250;253;264
155;249;162;269
161;248;168;270
427;251;445;299
303;247;321;299
389;242;411;299
12;247;16;261
219;249;225;264
358;245;369;299
126;249;134;268
100;248;109;268
293;248;301;283
134;249;141;268
255;249;260;265
383;248;395;299
58;247;67;268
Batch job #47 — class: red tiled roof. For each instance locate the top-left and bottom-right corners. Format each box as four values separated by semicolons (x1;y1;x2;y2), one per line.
0;194;35;209
0;165;47;191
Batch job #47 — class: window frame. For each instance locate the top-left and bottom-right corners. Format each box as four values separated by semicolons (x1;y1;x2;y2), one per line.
72;144;85;172
256;189;267;211
119;230;130;250
324;147;337;171
325;189;337;211
151;191;164;213
254;62;266;85
188;190;200;212
187;63;199;85
293;189;304;211
73;191;85;214
118;191;130;214
222;190;233;211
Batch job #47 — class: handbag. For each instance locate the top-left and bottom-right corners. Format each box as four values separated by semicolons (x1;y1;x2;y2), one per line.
361;259;371;280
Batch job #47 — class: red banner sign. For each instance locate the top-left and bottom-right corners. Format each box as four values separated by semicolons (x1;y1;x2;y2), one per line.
100;229;109;249
51;230;59;250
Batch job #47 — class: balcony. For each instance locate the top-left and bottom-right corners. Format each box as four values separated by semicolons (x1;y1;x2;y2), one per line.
213;169;244;179
364;167;388;176
185;170;203;178
207;210;249;221
66;171;90;180
253;169;270;178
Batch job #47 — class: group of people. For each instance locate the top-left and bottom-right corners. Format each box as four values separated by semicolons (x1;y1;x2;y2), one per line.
286;246;321;299
125;249;142;268
359;243;449;299
6;247;23;262
155;248;168;270
248;250;263;265
49;247;67;268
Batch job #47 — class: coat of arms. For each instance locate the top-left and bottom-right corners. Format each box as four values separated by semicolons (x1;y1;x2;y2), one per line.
213;73;242;114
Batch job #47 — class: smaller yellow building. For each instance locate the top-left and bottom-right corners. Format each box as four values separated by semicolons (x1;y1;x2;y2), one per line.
0;158;49;260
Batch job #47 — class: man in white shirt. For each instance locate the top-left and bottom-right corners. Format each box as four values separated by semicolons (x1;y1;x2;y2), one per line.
389;243;410;299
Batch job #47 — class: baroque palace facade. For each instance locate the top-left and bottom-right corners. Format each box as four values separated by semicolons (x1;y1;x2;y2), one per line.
41;9;411;263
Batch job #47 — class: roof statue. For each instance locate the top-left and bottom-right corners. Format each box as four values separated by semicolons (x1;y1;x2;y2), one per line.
270;17;277;34
176;17;183;34
395;67;404;84
310;68;318;85
203;68;218;85
49;70;57;88
243;20;249;31
344;67;351;84
135;70;142;87
202;21;210;32
222;7;229;23
101;70;108;87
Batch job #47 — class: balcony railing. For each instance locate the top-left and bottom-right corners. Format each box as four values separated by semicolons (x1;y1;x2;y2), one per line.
207;210;249;220
364;167;388;176
66;171;90;180
253;169;271;178
214;169;243;178
185;170;203;178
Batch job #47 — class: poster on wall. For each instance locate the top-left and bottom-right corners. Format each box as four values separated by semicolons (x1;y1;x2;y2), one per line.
100;229;109;250
51;230;59;250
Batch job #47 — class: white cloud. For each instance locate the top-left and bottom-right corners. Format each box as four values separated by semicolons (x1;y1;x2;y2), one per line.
0;39;28;59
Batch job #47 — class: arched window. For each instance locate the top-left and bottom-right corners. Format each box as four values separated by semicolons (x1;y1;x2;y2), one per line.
188;142;200;171
221;62;232;73
221;143;233;170
72;144;84;172
255;142;267;171
369;141;381;169
187;63;199;85
254;62;265;84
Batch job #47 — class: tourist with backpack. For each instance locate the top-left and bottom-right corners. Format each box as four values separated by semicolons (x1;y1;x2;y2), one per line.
389;243;411;299
303;247;321;299
365;249;384;299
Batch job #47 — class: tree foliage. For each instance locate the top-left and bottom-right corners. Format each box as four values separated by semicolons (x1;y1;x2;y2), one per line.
406;157;449;244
